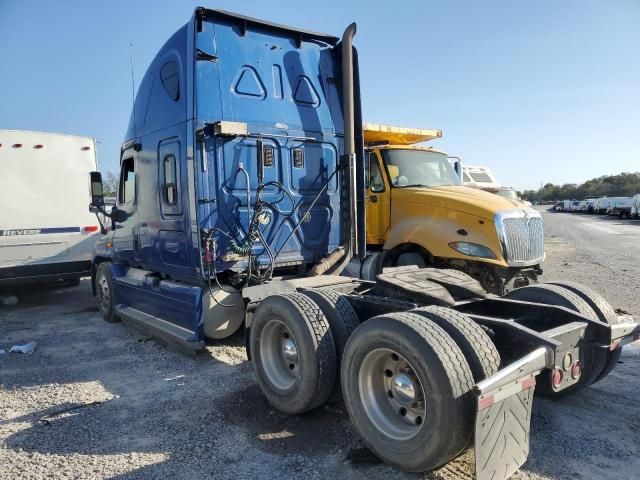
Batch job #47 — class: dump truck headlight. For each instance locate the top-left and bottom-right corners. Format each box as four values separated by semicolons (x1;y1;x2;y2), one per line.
449;242;497;259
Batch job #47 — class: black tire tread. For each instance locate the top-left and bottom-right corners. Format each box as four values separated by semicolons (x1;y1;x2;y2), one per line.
411;306;500;382
345;311;475;470
504;284;605;390
547;281;619;325
546;281;622;383
280;292;336;411
96;262;119;323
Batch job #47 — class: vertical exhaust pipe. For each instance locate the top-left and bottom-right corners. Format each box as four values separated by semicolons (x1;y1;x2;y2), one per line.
341;22;358;259
316;22;358;276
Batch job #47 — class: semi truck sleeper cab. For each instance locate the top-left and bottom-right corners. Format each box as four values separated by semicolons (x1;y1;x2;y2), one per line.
88;8;639;480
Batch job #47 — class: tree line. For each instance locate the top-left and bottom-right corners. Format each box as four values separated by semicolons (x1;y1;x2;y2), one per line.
521;172;640;202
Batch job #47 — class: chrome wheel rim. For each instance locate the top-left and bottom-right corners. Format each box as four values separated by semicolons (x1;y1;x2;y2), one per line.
358;348;426;440
260;319;299;391
96;272;110;313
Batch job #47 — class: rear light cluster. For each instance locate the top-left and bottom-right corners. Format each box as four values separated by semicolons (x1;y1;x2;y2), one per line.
82;226;99;234
553;353;582;390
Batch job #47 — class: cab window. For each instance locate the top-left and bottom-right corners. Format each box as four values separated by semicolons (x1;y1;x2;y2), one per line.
368;153;385;193
119;158;135;204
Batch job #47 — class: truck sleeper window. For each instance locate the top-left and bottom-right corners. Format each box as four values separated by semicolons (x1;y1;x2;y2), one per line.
119;158;135;204
382;150;462;188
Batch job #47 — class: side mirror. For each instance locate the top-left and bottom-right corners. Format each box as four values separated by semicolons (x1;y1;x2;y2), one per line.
89;171;105;208
110;207;128;223
448;156;463;182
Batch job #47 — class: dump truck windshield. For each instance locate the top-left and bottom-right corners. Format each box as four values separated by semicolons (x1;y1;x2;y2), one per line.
381;149;462;188
497;189;519;201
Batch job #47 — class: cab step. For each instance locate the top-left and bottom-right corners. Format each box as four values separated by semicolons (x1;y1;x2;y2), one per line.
115;305;204;354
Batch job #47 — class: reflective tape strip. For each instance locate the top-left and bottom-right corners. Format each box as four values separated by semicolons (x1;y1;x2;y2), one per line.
477;374;537;411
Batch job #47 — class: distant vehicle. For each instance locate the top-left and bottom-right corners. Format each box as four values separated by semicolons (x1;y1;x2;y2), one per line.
0;130;100;287
631;194;640;218
462;165;501;190
593;197;610;214
609;197;633;218
575;200;589;213
585;198;597;213
553;201;564;211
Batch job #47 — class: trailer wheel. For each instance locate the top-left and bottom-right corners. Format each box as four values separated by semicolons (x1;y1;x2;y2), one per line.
95;262;119;323
503;284;606;392
300;289;360;398
341;312;475;472
410;306;500;382
250;293;337;414
547;281;622;383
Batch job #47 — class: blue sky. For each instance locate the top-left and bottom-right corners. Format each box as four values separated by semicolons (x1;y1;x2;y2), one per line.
1;1;638;190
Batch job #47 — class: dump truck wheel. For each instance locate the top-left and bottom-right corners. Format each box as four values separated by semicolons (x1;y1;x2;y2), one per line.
341;312;475;472
395;252;426;268
503;284;606;393
547;281;622;383
300;288;360;398
250;293;337;414
410;306;500;382
95;262;119;323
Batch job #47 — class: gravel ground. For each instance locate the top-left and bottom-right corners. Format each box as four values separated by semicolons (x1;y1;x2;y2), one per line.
1;207;639;479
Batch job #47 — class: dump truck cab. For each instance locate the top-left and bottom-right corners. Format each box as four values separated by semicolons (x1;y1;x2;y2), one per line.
362;123;543;294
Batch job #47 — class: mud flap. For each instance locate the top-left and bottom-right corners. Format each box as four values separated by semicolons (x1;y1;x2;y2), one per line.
474;375;536;480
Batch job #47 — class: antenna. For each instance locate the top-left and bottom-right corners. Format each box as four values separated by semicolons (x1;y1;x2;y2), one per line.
129;43;136;136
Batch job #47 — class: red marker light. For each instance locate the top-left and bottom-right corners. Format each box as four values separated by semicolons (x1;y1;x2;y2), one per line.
571;361;581;380
82;226;99;233
13;143;22;148
552;369;563;389
81;146;91;151
34;144;44;149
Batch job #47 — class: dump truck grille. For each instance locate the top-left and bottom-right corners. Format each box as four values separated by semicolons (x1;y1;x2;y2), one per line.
496;210;544;266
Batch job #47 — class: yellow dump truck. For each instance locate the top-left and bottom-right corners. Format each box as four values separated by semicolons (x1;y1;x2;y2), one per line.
358;123;543;294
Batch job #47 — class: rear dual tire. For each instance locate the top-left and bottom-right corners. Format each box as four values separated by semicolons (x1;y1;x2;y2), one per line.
504;283;617;394
250;293;337;414
341;312;476;472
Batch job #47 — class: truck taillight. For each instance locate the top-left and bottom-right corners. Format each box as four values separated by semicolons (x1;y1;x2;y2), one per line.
34;144;44;149
82;226;99;234
13;143;22;148
81;146;91;151
552;369;563;389
571;361;581;380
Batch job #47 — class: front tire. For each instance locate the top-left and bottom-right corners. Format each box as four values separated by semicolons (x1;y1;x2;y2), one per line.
95;262;119;323
341;312;475;472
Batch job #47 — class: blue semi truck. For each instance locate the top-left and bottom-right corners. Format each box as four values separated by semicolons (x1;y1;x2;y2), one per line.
88;8;639;479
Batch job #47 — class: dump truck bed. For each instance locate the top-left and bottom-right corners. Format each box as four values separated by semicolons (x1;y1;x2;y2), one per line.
363;123;442;145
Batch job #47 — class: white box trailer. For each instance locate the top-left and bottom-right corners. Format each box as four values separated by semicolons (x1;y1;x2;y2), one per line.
0;130;100;287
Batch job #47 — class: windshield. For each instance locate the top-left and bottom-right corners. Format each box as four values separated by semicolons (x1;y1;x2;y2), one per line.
496;189;519;201
381;149;462;188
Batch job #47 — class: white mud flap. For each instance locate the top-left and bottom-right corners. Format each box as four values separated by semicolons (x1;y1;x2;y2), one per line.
475;375;535;480
473;347;546;480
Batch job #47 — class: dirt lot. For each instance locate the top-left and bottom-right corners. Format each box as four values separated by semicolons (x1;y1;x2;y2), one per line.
1;207;639;480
